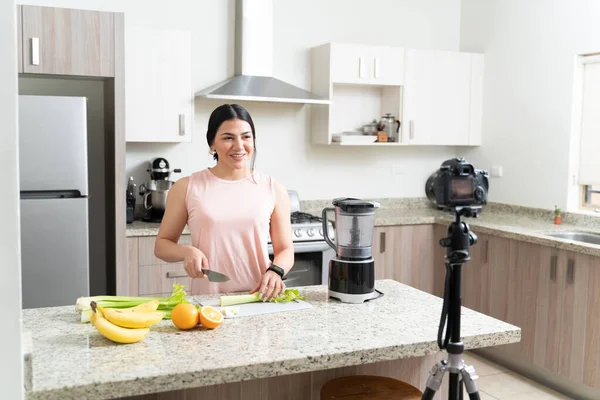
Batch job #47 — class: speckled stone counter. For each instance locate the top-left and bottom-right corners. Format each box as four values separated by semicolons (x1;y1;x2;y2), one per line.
22;280;520;400
126;220;190;237
126;199;600;257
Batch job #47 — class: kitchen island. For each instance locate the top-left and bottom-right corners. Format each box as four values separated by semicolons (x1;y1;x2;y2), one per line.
22;280;520;400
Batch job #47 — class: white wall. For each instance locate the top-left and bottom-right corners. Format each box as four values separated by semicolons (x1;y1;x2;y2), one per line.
20;0;462;201
459;0;600;210
0;0;24;399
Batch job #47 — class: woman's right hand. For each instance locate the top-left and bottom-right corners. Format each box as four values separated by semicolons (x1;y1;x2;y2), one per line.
182;246;209;279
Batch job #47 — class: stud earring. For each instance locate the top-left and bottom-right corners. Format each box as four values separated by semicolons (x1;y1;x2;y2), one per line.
209;148;216;155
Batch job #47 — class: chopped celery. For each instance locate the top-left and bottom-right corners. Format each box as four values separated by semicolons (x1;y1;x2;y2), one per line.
219;289;305;306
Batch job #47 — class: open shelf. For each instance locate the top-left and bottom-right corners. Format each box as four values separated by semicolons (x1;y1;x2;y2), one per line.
311;83;403;145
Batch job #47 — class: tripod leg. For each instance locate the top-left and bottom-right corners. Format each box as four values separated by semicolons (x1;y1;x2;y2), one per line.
460;363;481;400
421;361;447;400
449;371;460;400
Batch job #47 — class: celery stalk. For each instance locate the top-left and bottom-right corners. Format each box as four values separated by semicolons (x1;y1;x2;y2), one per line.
76;284;189;322
220;293;262;306
219;289;305;306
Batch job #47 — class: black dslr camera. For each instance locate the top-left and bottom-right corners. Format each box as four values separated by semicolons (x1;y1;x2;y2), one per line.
425;158;489;215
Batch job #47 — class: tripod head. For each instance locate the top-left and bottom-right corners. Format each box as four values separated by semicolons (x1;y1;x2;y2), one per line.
439;207;480;266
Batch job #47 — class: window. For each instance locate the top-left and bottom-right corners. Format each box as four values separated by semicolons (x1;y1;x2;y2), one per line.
577;55;600;209
583;185;600;208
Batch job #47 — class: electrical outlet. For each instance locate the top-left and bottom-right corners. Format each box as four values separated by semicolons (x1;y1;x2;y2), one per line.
491;165;503;177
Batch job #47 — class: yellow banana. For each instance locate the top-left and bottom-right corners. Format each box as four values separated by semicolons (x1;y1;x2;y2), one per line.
103;307;165;329
119;300;160;313
91;310;149;344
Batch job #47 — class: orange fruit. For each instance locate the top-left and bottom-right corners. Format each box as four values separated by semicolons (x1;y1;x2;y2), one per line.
171;303;199;330
198;306;223;329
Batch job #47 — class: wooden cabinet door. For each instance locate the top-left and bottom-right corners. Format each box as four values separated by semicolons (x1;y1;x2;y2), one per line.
21;6;114;77
558;251;591;386
118;237;139;296
373;225;435;294
502;240;542;363
432;224;447;298
402;49;473;145
137;235;192;296
486;235;516;323
373;226;393;280
395;225;435;293
124;26;193;143
461;230;490;314
583;256;600;389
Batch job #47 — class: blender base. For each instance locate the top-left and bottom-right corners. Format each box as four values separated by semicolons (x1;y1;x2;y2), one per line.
328;257;377;304
329;289;382;304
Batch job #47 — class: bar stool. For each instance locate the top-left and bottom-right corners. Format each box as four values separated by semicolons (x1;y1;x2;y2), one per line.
321;375;423;399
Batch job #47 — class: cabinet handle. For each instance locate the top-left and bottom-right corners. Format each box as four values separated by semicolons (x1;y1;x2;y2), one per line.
31;37;40;66
178;114;186;136
359;57;365;78
166;271;188;279
374;58;380;78
409;120;414;139
380;231;386;253
550;255;557;281
567;259;575;284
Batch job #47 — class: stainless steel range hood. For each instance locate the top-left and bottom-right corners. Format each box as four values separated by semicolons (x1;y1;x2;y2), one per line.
195;0;330;105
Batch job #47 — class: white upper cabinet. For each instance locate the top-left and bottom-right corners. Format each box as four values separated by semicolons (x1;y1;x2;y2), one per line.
401;49;484;146
310;42;484;147
329;43;405;86
125;26;193;143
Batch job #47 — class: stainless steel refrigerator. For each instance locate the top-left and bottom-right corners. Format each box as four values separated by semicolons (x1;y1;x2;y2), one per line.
19;95;90;309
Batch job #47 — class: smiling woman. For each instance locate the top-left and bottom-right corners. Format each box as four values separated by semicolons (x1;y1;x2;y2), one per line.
153;104;294;299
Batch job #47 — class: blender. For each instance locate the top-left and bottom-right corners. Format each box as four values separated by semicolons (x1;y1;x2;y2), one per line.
322;198;381;303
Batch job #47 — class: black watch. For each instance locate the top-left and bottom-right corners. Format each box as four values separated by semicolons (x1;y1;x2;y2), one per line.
267;264;285;279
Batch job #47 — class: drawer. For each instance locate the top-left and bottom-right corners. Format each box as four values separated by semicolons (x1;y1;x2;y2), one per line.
138;235;192;266
139;263;191;296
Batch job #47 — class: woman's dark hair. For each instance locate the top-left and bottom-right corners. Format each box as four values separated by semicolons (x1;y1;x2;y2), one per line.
206;104;257;168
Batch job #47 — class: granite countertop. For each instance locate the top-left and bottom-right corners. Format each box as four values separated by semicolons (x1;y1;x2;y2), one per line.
126;220;190;237
22;280;520;400
125;199;600;257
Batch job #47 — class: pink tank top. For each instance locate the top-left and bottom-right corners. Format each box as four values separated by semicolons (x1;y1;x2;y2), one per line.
185;168;275;295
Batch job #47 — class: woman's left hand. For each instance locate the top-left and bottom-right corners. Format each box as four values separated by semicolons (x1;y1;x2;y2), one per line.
250;271;285;301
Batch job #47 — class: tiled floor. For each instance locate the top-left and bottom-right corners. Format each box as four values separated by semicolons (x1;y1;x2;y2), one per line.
462;351;573;399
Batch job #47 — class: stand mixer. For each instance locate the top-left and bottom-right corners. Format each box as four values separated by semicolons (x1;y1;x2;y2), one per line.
322;198;381;303
138;157;181;222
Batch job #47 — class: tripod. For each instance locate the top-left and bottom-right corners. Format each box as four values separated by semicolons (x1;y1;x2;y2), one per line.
422;207;482;400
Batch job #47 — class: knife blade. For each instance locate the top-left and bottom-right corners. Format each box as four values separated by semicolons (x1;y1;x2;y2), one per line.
201;269;230;283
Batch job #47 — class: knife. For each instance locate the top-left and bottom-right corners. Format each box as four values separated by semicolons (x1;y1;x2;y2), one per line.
201;269;230;283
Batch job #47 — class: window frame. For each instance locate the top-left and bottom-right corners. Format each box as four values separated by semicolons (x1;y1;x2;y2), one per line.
581;185;600;209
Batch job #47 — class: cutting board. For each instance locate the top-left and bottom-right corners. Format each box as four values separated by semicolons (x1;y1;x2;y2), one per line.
198;299;312;319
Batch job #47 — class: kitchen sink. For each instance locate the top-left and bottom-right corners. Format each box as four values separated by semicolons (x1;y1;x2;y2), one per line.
544;231;600;245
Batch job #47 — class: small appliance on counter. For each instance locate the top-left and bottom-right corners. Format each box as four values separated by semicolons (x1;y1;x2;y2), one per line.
138;157;181;222
322;198;381;303
126;176;136;224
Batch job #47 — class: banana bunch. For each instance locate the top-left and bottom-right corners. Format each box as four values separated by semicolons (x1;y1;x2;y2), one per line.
90;300;165;344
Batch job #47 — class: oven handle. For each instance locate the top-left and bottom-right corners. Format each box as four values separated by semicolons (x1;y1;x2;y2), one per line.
268;241;331;254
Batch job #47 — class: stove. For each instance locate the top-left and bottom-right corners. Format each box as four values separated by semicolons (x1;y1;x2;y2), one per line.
267;190;335;288
267;192;334;245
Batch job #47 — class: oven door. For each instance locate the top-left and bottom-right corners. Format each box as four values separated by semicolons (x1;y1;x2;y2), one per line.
268;242;334;287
